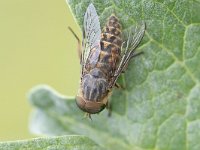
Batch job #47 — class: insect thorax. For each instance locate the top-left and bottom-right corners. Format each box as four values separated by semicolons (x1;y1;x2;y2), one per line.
81;68;108;102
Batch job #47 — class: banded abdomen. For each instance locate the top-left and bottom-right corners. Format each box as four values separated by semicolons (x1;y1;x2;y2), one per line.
97;15;122;78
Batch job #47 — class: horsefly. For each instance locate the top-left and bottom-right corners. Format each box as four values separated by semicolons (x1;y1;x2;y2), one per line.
69;3;145;117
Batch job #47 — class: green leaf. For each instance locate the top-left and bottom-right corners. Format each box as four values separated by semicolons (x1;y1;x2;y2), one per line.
0;135;100;150
29;1;200;150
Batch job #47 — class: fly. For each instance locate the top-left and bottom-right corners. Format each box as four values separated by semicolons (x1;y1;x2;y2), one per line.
69;3;145;117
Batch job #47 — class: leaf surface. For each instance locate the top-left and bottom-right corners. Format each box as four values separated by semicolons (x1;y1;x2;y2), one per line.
29;0;200;150
0;135;100;150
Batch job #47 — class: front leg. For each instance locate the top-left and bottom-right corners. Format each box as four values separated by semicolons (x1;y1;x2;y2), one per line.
106;101;112;117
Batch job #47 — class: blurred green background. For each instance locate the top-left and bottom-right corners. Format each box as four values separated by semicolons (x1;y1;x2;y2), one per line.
0;0;80;141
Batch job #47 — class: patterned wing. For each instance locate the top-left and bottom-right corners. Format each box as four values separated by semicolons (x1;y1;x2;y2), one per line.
81;3;101;72
110;23;146;88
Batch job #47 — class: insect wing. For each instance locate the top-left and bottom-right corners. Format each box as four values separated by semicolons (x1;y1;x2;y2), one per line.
123;22;145;56
110;23;145;88
82;3;101;69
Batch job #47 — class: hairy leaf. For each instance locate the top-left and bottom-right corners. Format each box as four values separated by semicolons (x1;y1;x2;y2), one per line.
0;135;100;150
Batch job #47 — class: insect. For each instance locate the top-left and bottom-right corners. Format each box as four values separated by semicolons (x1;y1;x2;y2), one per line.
69;3;145;117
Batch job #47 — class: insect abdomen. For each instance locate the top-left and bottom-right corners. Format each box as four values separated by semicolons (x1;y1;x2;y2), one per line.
98;15;122;77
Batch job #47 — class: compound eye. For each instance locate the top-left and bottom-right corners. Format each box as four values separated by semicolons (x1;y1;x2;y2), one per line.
75;96;106;114
75;96;87;112
85;102;106;114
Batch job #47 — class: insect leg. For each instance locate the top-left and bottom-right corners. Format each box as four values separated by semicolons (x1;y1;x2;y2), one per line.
106;101;112;117
68;27;82;61
84;113;92;120
115;82;121;88
131;51;143;58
